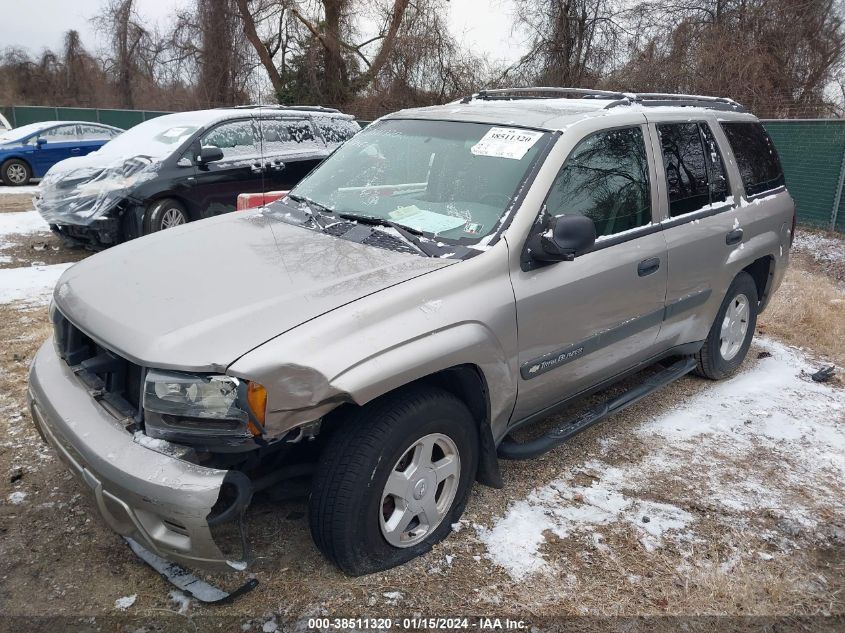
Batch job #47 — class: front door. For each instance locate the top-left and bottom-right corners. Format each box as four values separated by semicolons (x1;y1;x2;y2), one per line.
510;125;668;421
189;118;266;219
31;124;81;175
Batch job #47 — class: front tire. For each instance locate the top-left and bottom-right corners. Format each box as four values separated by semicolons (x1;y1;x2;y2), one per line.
1;159;31;186
309;386;478;576
143;198;188;234
695;271;758;380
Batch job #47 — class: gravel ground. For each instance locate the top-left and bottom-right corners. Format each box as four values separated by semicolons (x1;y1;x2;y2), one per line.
0;190;842;632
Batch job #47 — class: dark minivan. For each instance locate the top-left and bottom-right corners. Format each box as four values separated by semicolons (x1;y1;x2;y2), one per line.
36;106;359;248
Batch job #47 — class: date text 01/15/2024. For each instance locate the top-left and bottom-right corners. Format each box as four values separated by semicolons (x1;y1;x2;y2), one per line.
306;617;528;630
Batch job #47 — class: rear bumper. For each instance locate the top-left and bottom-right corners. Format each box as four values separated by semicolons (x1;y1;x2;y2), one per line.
28;340;248;573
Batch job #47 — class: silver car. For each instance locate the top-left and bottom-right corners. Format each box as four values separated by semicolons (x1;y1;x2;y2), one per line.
28;88;795;577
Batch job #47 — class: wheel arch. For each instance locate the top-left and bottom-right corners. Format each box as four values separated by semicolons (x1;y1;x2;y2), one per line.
322;362;504;489
742;254;775;311
1;155;33;174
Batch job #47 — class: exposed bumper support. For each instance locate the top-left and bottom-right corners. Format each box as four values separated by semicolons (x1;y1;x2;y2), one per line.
28;340;250;573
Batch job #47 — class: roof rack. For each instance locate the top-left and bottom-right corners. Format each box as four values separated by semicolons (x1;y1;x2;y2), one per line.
621;92;745;112
462;87;628;103
219;104;342;114
459;87;746;112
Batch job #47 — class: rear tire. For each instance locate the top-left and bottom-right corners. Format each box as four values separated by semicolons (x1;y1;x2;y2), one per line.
143;198;188;234
309;386;478;576
1;159;31;186
695;271;758;380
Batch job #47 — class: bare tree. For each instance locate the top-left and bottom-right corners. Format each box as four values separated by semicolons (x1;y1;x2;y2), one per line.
502;0;628;87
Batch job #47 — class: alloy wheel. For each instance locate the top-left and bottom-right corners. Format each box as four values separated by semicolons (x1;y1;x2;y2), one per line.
6;164;27;184
160;208;186;229
379;433;461;548
719;293;749;361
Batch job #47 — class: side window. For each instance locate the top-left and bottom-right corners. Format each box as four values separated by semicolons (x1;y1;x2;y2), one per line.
720;122;784;196
201;120;260;159
657;123;710;217
261;119;318;152
39;125;79;142
79;125;117;140
545;126;652;237
316;118;360;145
700;123;729;204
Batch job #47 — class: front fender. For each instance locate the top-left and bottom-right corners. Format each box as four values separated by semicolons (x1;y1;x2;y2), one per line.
332;321;514;429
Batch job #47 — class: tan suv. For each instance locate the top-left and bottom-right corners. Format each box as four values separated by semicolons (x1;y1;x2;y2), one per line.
28;88;795;587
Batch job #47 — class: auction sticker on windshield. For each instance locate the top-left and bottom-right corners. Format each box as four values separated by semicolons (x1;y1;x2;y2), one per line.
471;127;544;160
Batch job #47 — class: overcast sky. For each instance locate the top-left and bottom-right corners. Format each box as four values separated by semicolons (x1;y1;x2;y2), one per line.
0;0;526;65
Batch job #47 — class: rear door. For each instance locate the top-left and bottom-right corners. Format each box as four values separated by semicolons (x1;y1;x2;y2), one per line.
76;124;121;156
510;123;669;421
649;117;744;349
258;117;327;193
31;124;81;174
188;117;265;218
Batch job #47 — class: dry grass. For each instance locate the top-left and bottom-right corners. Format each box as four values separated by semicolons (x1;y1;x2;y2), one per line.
758;252;845;367
0;193;35;213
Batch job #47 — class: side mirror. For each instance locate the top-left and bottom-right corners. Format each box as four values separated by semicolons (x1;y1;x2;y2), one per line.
530;213;596;262
196;145;224;165
36;137;47;147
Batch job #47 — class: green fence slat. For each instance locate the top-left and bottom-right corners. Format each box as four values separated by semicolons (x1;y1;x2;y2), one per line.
96;109;145;129
56;107;99;122
763;120;845;231
0;105;175;130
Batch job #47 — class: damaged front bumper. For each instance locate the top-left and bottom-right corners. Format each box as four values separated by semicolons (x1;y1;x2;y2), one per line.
28;340;251;573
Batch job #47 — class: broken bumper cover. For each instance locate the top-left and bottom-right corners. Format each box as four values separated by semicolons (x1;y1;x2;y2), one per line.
27;340;249;573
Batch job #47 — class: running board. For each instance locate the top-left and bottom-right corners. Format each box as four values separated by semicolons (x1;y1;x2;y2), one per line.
497;357;698;460
124;537;259;604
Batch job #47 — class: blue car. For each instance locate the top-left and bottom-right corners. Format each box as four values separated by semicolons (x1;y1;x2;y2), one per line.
0;121;123;186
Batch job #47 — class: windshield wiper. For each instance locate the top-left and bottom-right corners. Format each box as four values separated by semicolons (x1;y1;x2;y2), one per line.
336;212;437;257
286;193;331;230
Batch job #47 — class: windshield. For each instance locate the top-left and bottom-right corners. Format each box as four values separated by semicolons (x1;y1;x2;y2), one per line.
0;122;56;143
92;115;204;159
290;119;550;245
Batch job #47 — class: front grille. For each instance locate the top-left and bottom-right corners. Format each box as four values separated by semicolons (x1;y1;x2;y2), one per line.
52;309;143;420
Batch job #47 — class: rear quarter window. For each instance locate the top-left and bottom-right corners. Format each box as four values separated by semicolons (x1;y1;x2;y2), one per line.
316;118;361;145
720;122;784;197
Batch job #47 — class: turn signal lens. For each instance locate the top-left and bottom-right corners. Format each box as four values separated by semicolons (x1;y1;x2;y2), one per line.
246;382;267;432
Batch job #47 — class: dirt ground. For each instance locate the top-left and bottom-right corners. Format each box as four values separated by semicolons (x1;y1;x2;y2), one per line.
0;191;843;632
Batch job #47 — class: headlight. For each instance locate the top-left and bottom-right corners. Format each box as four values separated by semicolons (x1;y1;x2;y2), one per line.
142;370;266;447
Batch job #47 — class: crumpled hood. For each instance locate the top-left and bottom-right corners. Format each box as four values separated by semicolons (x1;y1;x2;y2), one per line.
37;152;160;226
53;210;453;370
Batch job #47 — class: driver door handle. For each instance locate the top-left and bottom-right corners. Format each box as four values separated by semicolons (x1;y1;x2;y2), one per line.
637;257;661;277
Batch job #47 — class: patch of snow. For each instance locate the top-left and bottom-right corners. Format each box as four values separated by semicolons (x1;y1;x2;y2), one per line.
114;594;137;610
383;591;403;605
0;210;49;239
8;491;27;504
0;263;73;305
0;183;40;194
477;463;694;579
477;338;845;580
262;620;278;633
792;230;845;267
168;590;191;614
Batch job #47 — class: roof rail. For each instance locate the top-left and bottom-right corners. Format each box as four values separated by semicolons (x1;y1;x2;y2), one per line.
460;87;628;103
458;86;746;112
219;104;342;114
615;92;746;113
